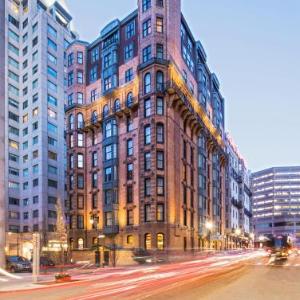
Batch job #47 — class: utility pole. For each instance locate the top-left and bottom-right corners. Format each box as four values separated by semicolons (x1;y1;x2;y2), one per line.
32;233;40;283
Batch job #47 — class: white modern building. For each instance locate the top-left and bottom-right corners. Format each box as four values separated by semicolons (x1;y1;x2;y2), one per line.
0;0;76;265
225;135;253;248
252;166;300;246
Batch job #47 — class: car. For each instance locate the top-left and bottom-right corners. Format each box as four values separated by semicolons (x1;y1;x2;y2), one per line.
40;256;55;267
6;256;32;273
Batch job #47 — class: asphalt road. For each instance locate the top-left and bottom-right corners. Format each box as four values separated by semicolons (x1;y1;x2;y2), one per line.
1;251;300;300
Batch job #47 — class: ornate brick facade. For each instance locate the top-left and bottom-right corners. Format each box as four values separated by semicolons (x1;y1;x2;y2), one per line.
65;0;227;264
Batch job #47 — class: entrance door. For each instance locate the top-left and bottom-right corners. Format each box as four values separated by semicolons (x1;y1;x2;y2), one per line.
104;251;109;266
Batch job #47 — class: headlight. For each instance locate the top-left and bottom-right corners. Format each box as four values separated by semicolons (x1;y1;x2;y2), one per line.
288;250;292;255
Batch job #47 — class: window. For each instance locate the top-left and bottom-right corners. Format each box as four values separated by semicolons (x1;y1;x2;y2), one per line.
157;151;164;170
102;106;109;119
92;193;98;209
48;136;57;146
8;56;19;69
68;93;73;106
157;0;164;7
145;205;151;222
104;167;112;182
114;99;121;112
92;172;98;188
9;70;19;82
144;98;151;117
144;125;151;145
104;212;113;226
105;144;117;160
23;46;28;56
9;197;20;206
156;97;164;115
104;190;113;205
156;71;164;91
47;24;57;37
126;21;135;39
104;119;117;138
8;15;19;28
48;165;57;175
91;89;97;101
156;17;163;33
8;43;19;56
156;123;164;143
77;51;83;64
124;43;134;60
69;154;74;169
91;47;99;62
69;174;74;190
142;19;151;37
48;179;57;188
157;176;164;195
127;139;133;156
127;118;133;132
68;53;74;66
144;73;151;94
47;122;57;134
127;186;133;204
92;151;98;167
142;0;151;12
126;92;133;107
33;210;39;218
127;209;134;225
77;92;84;104
32;50;38;61
125;162;133;180
68;71;74;86
47;66;57;78
8;29;19;42
142;45;151;63
69;114;74;130
77;113;84;129
48;94;57;106
48;38;57;51
77;70;83;84
144;152;151;171
48;80;57;92
33;178;39;187
77;216;84;229
103;53;112;68
77;153;84;168
145;178;151;196
125;68;134;82
157;233;164;250
77;174;84;189
127;235;133;245
104;76;112;91
32;36;38;47
157;204;165;221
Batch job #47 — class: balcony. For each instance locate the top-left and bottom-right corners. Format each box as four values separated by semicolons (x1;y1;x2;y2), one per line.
231;198;243;209
137;57;169;71
103;225;119;235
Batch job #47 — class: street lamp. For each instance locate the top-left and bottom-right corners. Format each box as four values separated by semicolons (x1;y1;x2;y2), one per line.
205;221;213;250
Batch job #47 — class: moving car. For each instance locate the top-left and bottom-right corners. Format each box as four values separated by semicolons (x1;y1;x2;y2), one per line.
30;256;55;267
6;256;32;273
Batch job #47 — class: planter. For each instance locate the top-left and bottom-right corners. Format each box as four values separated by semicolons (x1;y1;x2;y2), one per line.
55;273;71;283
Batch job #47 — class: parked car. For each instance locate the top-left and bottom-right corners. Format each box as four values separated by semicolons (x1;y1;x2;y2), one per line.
6;256;32;273
30;256;55;267
40;256;55;267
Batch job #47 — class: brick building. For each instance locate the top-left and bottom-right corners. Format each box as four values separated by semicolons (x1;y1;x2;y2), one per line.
65;0;227;264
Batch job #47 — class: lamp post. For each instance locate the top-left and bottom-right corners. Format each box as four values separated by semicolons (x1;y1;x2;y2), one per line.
205;221;213;250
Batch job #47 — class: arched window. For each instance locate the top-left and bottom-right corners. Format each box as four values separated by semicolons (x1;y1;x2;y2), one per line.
127;235;133;245
91;111;98;124
156;71;164;91
103;105;109;118
77;153;84;168
144;72;151;94
69;114;74;130
156;123;164;143
126;92;133;107
78;238;84;250
69;154;74;169
157;233;164;250
144;233;151;250
114;99;121;112
77;113;84;129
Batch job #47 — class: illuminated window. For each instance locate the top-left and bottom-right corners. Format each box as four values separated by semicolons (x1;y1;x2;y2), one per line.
157;233;164;250
78;238;84;249
145;233;151;250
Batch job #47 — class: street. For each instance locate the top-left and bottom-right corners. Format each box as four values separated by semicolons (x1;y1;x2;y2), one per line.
1;251;300;300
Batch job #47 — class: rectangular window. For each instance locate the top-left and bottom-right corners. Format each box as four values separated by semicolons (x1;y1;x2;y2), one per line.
156;0;164;7
48;38;57;51
89;66;97;82
77;92;84;104
8;29;19;42
144;204;151;222
124;43;134;60
47;66;57;78
8;56;19;69
156;17;163;33
77;174;84;189
32;36;38;47
48;179;57;188
156;43;164;59
144;98;151;117
156;97;164;115
127;139;133;156
104;212;113;226
8;43;19;56
68;71;74;86
127;186;133;203
47;122;57;134
47;24;57;37
126;20;135;39
144;125;151;145
77;215;84;229
48;107;57;120
145;178;151;197
77;51;83;64
142;19;151;37
68;52;74;66
8;15;19;28
157;203;164;221
142;45;151;63
104;167;112;182
127;163;133;180
77;70;83;84
144;152;151;171
48;80;57;92
125;68;134;82
48;94;57;106
92;172;98;188
142;0;151;12
105;144;117;161
91;47;99;62
127;209;134;225
157;176;164;195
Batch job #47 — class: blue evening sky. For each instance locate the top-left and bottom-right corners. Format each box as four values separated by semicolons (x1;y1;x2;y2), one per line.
67;0;300;172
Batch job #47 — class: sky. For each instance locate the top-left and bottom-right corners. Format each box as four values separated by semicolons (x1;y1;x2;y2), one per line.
66;0;300;172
